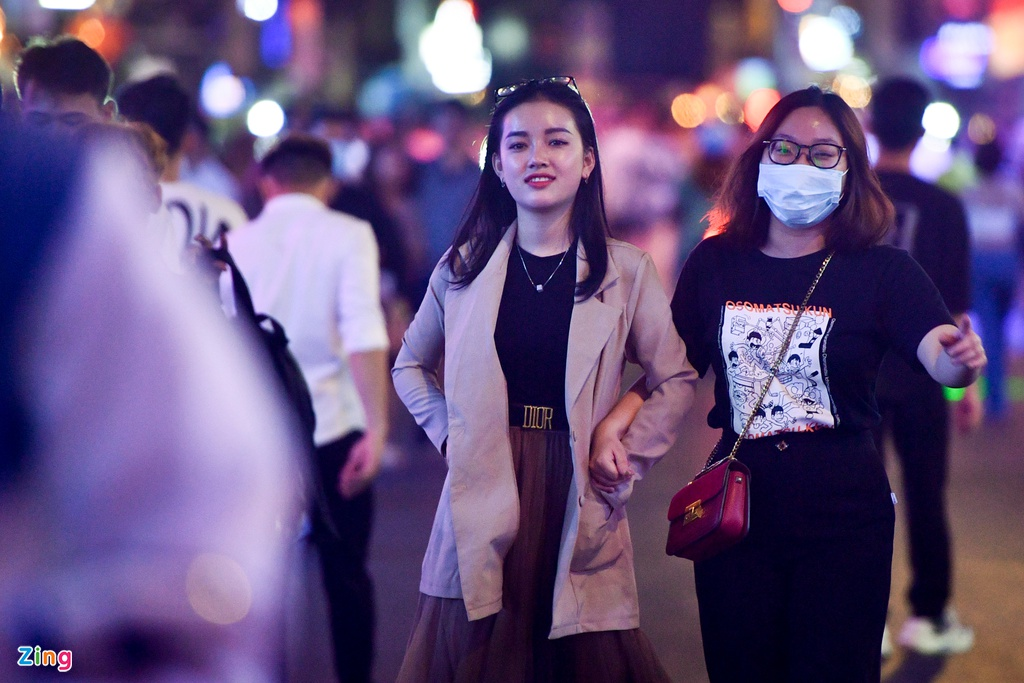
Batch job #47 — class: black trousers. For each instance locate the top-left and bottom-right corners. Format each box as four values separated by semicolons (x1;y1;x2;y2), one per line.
875;382;952;619
694;430;894;683
311;432;375;683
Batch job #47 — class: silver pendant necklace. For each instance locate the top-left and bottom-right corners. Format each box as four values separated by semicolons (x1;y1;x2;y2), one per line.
516;243;570;292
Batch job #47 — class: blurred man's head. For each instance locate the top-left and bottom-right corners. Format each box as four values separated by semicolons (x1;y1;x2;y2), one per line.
117;74;191;158
14;36;114;129
258;133;334;201
871;77;931;152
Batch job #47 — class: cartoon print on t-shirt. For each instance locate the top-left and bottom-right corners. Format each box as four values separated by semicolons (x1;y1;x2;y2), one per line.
720;300;836;437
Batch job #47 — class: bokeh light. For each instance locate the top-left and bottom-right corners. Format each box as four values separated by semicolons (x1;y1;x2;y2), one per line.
695;83;724;113
734;58;776;100
919;22;993;89
798;15;854;72
832;74;872;108
743;88;781;131
75;18;105;49
419;0;492;95
988;4;1024;78
830;6;862;37
38;0;96;8
186;554;253;626
715;92;744;125
487;15;530;62
239;0;278;22
777;0;813;13
967;113;997;145
200;62;247;118
247;99;286;138
671;93;707;129
922;101;961;140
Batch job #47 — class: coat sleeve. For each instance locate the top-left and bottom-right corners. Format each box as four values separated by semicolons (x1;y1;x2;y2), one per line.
611;254;699;507
392;262;450;455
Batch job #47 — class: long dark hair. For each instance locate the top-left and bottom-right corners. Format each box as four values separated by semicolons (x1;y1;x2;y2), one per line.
715;85;894;251
445;79;610;299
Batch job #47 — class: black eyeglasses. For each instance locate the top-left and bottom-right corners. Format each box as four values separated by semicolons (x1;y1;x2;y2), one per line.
494;76;580;104
762;139;847;169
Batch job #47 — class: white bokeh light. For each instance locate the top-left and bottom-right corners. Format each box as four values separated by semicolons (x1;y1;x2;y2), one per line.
200;63;247;119
239;0;278;22
922;101;961;140
247;100;286;138
798;16;854;72
38;0;96;9
419;0;492;95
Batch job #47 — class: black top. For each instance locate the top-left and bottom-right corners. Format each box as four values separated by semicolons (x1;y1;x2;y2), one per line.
671;235;954;437
495;243;577;430
875;170;971;398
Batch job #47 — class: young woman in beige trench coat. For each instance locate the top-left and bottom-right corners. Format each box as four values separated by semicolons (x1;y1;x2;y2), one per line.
391;77;698;682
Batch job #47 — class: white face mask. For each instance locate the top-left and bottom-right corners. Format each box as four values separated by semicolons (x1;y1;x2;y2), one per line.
757;163;846;228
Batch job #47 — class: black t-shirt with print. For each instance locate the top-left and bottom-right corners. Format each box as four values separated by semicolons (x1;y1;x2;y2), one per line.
672;235;953;437
671;235;955;537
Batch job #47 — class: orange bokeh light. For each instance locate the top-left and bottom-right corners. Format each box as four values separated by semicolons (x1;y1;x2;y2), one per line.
76;18;106;49
68;14;128;63
777;0;814;13
671;93;707;128
743;88;781;131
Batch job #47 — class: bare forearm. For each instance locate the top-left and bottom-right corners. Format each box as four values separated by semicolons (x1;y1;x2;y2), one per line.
918;322;985;388
348;349;390;439
598;377;649;439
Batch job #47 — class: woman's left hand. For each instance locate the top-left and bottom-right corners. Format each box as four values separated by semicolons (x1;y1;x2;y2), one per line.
939;316;987;371
589;427;634;493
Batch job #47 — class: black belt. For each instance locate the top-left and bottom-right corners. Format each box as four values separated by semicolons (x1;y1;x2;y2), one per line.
509;402;569;431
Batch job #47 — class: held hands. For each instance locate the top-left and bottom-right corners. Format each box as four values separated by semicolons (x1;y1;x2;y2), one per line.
589;422;635;494
339;430;385;499
939;316;987;372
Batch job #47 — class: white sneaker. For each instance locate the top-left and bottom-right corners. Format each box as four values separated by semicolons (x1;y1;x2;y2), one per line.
881;623;894;658
898;608;975;655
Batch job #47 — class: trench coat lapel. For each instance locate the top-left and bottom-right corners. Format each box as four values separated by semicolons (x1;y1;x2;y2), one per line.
565;242;621;414
443;225;516;392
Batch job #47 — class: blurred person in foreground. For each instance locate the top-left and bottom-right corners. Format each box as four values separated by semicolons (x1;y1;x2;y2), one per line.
13;36;115;129
229;134;390;683
117;74;250;270
602;85;986;682
392;76;697;682
0;118;300;681
870;76;978;656
961;136;1024;423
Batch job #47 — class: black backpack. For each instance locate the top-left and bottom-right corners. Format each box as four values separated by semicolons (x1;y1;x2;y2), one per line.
210;244;317;453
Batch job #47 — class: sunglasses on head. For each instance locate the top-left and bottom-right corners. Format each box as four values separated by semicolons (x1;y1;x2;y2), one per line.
494;76;580;104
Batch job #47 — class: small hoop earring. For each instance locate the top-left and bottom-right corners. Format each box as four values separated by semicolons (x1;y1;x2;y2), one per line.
500;178;506;187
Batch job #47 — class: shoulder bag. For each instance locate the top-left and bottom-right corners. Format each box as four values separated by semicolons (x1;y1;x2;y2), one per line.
666;251;834;561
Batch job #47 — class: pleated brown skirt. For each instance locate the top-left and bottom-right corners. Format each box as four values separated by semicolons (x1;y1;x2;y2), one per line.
396;427;671;683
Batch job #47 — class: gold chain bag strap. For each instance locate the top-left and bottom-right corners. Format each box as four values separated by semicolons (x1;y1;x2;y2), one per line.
666;251;834;561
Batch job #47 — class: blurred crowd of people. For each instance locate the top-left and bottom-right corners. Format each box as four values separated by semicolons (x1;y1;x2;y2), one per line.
1;31;1022;683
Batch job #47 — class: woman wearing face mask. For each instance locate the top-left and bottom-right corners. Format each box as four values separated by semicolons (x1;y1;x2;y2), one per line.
392;77;698;682
594;86;986;682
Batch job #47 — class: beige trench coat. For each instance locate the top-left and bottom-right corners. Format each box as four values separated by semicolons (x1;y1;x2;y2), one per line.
392;223;697;638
